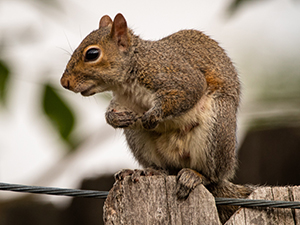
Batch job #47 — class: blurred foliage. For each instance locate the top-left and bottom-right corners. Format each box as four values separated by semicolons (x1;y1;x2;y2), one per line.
0;60;10;106
42;84;77;149
229;0;252;12
0;0;78;151
250;115;300;131
228;0;264;14
258;69;300;104
27;0;63;12
247;63;300;130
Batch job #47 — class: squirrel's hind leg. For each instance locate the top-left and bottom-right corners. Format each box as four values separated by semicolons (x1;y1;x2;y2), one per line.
176;168;210;199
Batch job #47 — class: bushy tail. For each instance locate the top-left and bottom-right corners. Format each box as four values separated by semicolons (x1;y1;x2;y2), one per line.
206;181;254;224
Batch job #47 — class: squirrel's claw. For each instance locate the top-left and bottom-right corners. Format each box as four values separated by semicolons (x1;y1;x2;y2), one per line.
141;108;161;130
114;168;166;182
106;109;138;128
176;168;209;199
114;169;134;181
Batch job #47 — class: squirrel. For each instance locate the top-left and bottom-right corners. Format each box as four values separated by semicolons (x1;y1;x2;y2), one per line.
60;13;253;223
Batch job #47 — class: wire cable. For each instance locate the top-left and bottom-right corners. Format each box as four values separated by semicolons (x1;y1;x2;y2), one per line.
1;182;300;209
0;182;108;199
215;197;300;209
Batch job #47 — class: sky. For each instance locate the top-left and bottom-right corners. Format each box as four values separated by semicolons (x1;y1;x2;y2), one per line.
0;0;299;204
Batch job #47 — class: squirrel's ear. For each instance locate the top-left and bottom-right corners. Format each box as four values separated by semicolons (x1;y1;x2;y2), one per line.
99;15;113;28
111;13;128;51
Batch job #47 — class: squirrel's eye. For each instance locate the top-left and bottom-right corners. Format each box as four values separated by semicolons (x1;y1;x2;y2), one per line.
84;48;100;62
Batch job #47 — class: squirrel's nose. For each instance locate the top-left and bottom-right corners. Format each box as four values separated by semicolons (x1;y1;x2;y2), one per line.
60;76;70;90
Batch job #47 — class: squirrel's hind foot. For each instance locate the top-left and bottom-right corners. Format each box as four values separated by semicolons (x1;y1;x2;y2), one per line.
115;168;167;183
176;168;209;199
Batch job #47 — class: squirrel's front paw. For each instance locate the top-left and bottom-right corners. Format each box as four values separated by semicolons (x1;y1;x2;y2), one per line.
115;168;166;182
176;168;209;199
141;108;161;130
105;109;138;128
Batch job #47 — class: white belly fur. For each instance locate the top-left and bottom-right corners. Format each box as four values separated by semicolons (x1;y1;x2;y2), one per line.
154;94;215;173
114;81;215;173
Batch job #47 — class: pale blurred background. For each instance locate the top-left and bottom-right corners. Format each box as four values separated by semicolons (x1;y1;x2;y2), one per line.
0;0;300;224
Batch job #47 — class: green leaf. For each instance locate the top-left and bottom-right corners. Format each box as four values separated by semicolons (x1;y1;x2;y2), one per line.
42;84;76;146
0;60;10;106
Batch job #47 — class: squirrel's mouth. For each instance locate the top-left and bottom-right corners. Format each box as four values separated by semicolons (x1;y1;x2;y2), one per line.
80;85;96;96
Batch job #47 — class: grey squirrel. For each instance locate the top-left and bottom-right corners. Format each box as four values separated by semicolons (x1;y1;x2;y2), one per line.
60;13;253;223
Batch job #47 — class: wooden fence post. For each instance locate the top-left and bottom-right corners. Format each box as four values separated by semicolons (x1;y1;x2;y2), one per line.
225;186;300;225
103;175;300;224
103;176;221;224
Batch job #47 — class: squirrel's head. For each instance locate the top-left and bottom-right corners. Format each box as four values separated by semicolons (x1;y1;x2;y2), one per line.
60;13;131;96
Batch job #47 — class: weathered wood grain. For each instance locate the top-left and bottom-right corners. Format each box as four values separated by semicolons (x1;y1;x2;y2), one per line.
103;176;300;224
103;176;221;225
225;186;300;225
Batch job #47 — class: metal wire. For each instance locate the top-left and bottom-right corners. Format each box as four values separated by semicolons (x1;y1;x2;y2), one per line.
215;197;300;209
0;182;109;199
1;182;300;209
